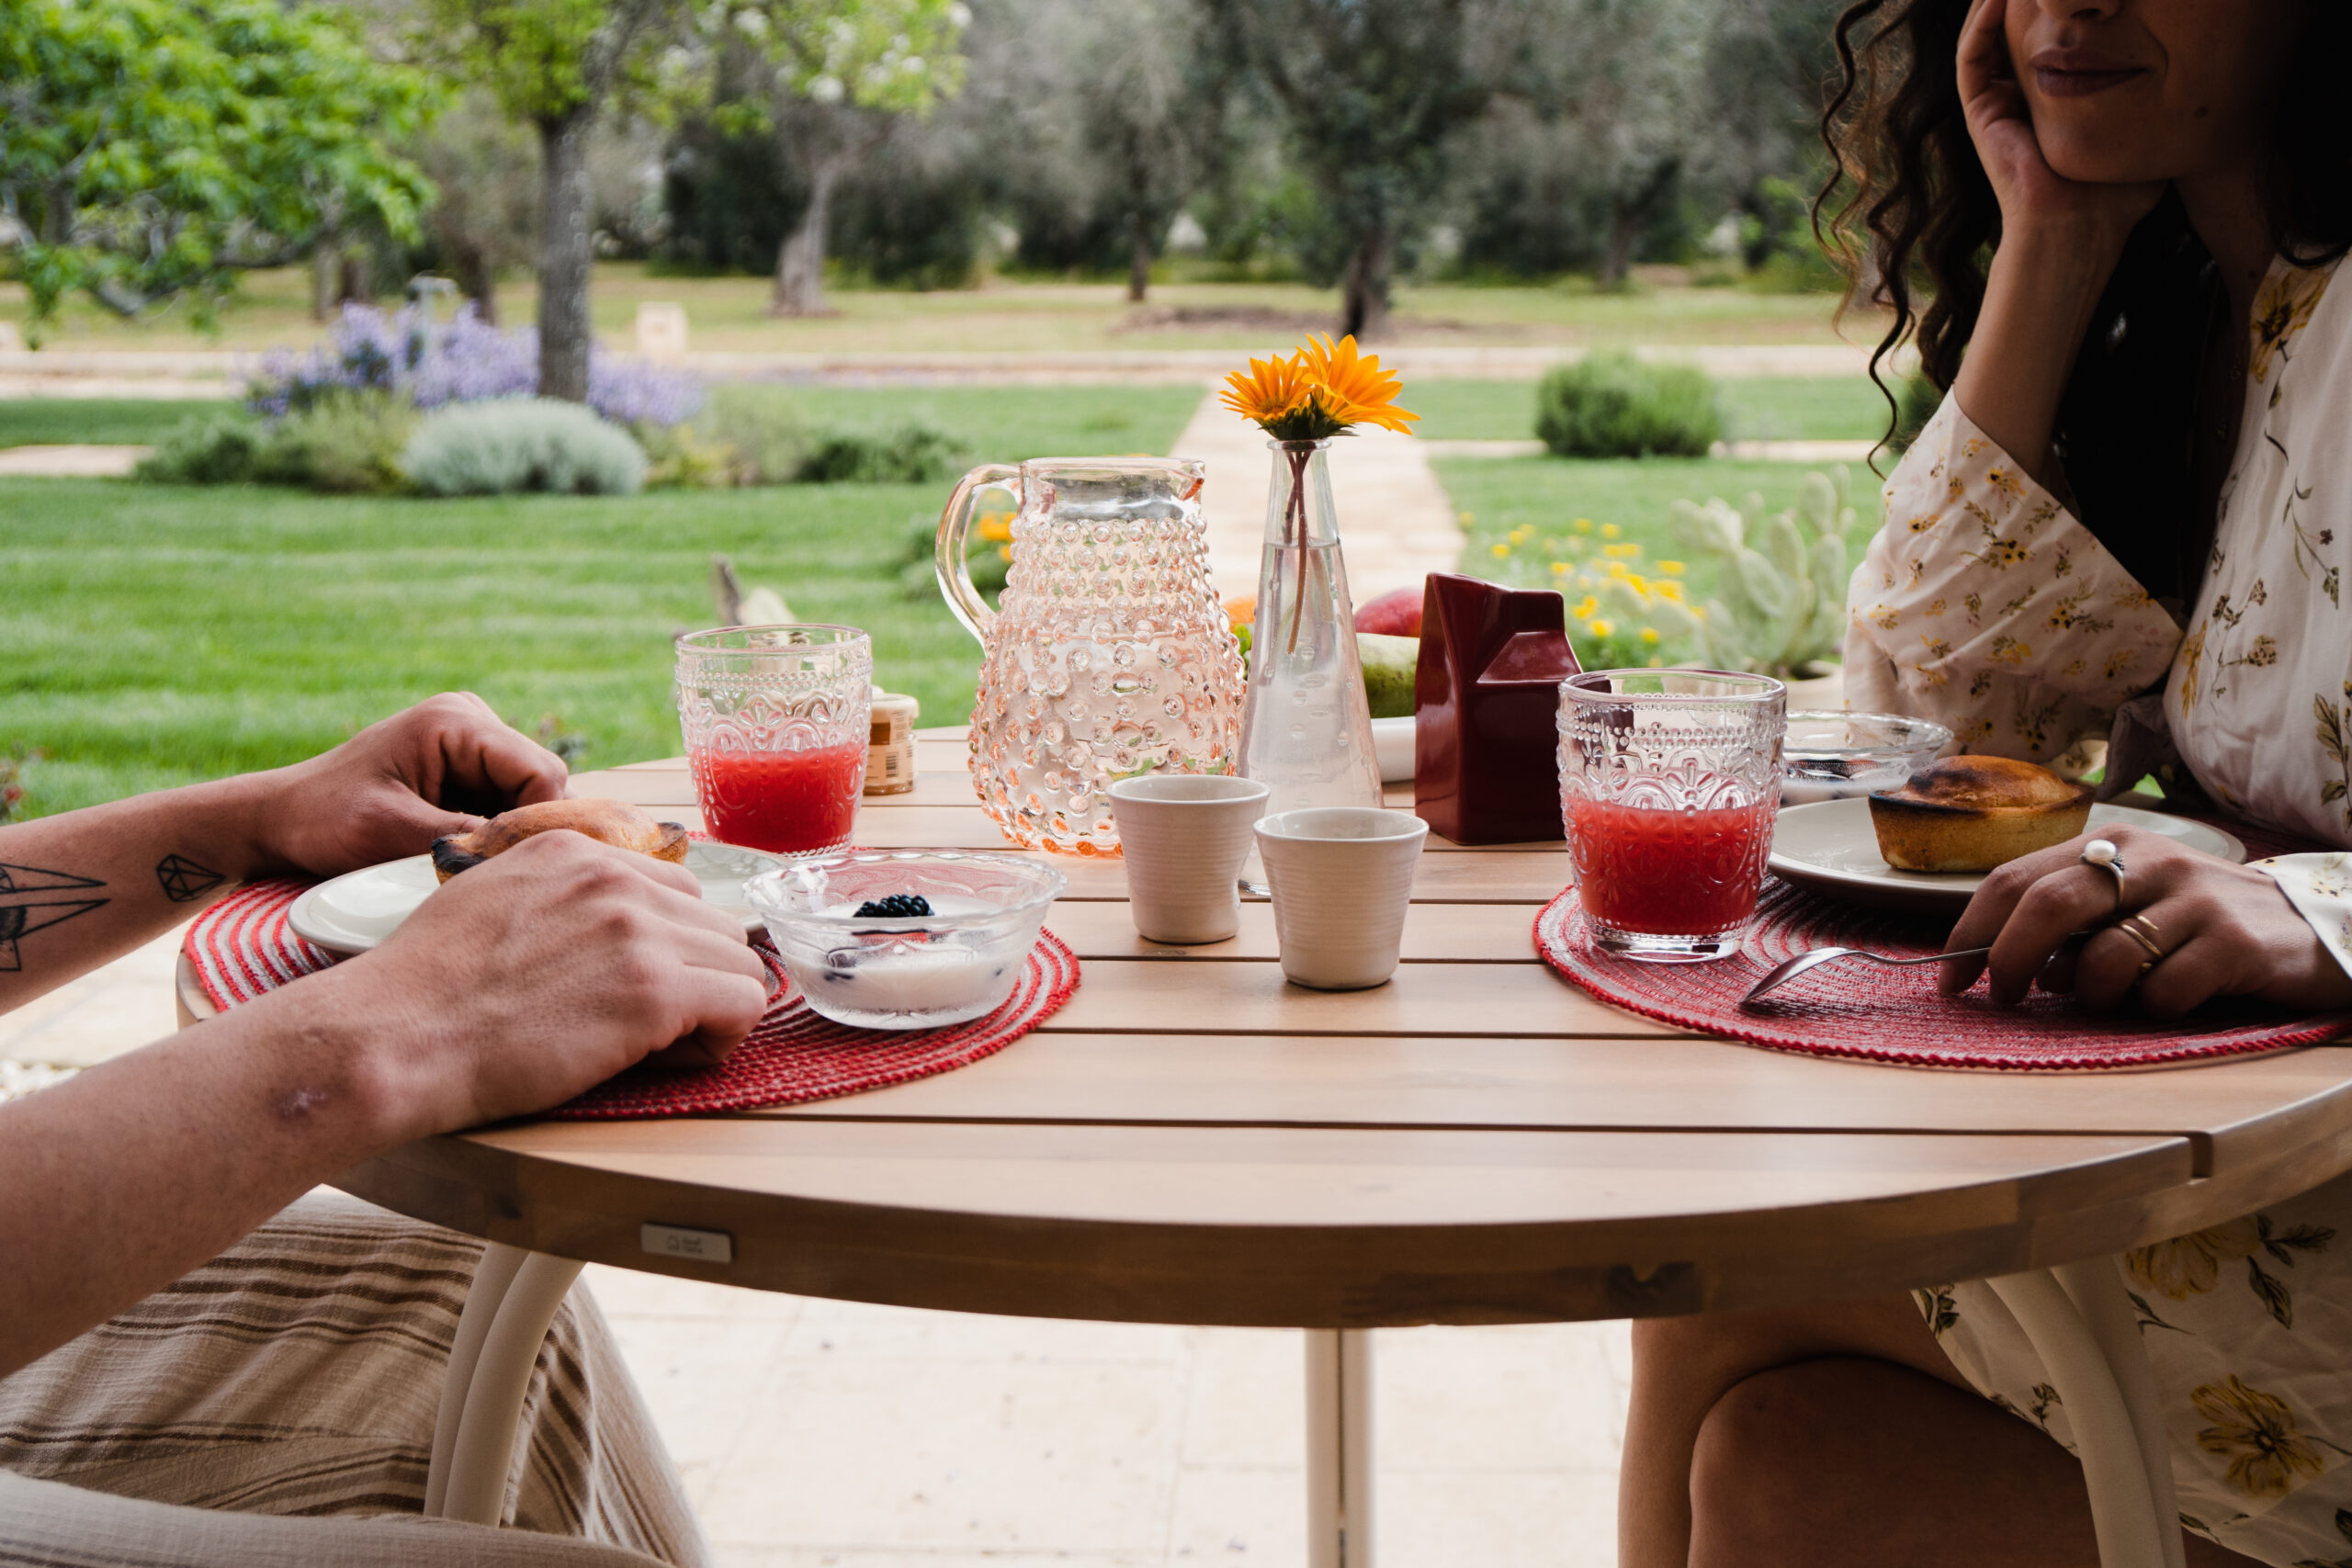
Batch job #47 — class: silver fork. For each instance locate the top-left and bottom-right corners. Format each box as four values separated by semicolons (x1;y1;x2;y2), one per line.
1739;944;1993;1006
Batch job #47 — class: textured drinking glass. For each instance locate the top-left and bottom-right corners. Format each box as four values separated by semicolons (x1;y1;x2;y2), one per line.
938;457;1246;856
676;624;873;856
1556;670;1786;963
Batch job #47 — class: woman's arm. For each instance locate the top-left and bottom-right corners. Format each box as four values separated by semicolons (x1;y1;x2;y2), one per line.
1947;0;2162;486
0;694;565;1012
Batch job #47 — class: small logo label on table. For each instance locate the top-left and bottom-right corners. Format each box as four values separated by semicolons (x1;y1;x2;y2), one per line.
640;1223;733;1265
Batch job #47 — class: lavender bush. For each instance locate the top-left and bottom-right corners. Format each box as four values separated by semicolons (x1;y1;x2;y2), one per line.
248;303;702;428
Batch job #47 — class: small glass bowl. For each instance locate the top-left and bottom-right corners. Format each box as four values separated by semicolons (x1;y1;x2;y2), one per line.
1781;711;1953;805
743;850;1068;1030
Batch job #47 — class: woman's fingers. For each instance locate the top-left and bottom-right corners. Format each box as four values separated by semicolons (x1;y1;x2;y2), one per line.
1939;836;2120;994
1954;0;2009;97
2070;900;2190;1012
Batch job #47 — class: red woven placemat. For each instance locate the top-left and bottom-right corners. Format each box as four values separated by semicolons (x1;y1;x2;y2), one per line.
185;878;1080;1116
1534;879;2352;1071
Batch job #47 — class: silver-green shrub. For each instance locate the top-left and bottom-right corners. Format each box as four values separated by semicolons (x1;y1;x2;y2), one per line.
1669;467;1872;675
401;398;647;497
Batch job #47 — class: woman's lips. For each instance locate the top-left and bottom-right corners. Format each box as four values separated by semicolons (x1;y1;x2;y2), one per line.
2033;65;2145;97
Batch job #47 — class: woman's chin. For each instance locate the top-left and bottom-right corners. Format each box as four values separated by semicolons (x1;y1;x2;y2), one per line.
2037;137;2175;189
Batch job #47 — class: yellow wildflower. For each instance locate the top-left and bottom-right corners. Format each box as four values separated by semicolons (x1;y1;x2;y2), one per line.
1589;618;1614;637
1654;581;1685;603
1640;627;1660;645
1295;333;1419;433
978;513;1014;543
1458;511;1476;525
1573;517;1594;535
1600;523;1622;539
1489;542;1510;558
1549;560;1569;576
1572;595;1599;621
1654;559;1684;575
1603;542;1640;558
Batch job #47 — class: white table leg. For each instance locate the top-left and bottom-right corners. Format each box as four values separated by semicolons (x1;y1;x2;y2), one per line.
1306;1328;1374;1568
1987;1262;2182;1568
434;1249;585;1528
424;1242;528;1517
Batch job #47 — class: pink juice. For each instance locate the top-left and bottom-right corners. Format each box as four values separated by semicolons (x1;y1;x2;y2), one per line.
690;741;866;854
1566;797;1776;935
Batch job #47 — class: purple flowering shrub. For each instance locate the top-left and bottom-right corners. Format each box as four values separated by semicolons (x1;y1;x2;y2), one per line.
248;303;702;427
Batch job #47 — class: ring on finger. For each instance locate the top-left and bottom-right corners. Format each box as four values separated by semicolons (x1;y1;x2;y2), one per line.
2081;839;2127;905
2117;914;2165;974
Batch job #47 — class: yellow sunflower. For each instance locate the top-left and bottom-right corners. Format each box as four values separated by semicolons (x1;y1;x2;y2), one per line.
1219;353;1317;428
1294;333;1419;434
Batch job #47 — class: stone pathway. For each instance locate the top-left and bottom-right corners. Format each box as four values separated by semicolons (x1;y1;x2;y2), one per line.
0;444;147;477
1167;391;1465;604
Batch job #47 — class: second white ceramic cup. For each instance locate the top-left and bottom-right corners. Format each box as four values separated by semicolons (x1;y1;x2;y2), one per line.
1109;774;1272;943
1254;807;1429;989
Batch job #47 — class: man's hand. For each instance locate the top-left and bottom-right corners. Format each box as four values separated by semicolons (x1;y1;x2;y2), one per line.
327;830;772;1136
248;694;570;879
1939;825;2352;1019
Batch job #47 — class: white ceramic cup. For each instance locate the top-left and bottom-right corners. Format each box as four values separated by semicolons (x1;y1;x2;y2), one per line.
1108;775;1272;944
1253;807;1429;989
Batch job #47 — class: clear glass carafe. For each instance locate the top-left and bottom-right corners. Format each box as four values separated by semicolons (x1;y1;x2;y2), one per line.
938;457;1247;854
1237;440;1382;815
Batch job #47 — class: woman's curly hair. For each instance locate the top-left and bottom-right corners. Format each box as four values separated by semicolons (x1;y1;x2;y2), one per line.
1816;0;2352;396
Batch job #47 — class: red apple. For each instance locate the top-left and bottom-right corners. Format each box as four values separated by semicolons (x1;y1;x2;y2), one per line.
1354;585;1423;637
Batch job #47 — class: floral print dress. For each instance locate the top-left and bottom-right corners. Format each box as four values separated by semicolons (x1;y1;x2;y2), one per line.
1845;254;2352;1564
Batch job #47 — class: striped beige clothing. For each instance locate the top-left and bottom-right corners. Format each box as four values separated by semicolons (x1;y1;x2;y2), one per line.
0;1192;707;1567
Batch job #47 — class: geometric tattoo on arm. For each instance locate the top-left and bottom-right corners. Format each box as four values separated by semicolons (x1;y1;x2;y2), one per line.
155;853;225;903
0;861;108;972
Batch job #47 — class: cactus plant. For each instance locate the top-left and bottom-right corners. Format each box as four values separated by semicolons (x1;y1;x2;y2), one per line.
1668;467;1872;676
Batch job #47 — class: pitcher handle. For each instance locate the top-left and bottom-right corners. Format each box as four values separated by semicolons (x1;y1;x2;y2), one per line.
936;463;1023;644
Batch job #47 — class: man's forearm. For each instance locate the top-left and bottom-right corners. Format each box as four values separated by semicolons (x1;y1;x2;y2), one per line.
0;963;419;1375
0;773;277;1010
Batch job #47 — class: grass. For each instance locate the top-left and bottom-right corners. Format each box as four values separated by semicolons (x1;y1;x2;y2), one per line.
0;399;239;448
1435;455;1877;607
712;384;1198;460
1408;378;1894;444
1;262;1875;356
0;479;978;818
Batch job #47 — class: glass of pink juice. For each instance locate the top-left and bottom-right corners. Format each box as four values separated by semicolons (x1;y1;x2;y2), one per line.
1555;670;1786;962
676;625;872;856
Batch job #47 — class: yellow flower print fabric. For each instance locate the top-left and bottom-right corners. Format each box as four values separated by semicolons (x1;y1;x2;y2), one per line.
2262;852;2352;985
1842;397;2184;772
1923;1171;2352;1563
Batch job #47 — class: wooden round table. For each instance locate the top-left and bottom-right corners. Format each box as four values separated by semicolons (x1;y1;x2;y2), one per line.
180;731;2352;1568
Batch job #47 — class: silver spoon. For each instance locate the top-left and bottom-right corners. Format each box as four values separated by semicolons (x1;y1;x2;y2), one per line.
1740;944;1993;1006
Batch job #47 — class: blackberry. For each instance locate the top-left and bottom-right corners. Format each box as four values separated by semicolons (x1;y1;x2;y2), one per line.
854;893;933;919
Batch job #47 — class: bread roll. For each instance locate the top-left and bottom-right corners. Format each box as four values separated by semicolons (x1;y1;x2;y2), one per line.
431;798;692;882
1867;756;2093;874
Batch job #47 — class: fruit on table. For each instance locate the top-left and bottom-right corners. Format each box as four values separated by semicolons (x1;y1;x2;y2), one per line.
854;894;935;919
1354;586;1423;637
1358;632;1419;718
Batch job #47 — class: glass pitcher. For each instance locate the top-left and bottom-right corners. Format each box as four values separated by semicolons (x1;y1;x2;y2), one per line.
937;457;1246;854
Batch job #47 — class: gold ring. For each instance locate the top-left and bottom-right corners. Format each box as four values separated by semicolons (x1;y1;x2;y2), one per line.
2117;916;2165;964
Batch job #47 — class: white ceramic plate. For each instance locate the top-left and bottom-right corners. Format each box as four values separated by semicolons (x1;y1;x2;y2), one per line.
1768;797;2247;915
1371;716;1415;784
288;840;790;954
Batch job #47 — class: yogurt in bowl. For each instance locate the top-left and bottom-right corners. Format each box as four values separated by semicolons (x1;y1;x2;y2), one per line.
744;851;1067;1029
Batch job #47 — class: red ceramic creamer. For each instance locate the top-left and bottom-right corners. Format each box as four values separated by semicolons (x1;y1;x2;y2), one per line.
1412;573;1581;844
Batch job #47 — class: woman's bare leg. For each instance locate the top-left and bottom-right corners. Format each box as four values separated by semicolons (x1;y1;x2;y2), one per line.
1620;1292;2259;1568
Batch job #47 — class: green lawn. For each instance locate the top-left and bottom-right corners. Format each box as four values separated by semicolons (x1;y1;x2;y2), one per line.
0;399;238;448
1408;377;1895;445
711;383;1198;459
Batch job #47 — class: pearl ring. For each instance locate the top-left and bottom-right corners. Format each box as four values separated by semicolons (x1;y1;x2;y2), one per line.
2081;838;2127;903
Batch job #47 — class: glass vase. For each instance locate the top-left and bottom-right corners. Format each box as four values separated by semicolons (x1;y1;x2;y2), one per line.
1237;439;1382;816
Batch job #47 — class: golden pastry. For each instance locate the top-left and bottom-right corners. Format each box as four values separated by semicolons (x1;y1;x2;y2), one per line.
431;798;691;882
1867;755;2094;874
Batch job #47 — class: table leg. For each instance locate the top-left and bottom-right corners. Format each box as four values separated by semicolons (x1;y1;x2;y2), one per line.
1987;1261;2182;1568
432;1248;585;1528
1306;1328;1374;1568
424;1242;528;1517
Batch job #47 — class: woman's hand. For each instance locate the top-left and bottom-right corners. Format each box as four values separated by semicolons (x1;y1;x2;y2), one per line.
1957;0;2162;247
1939;825;2352;1019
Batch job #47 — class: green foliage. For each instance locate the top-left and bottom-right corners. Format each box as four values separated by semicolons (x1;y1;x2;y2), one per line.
636;420;738;489
1669;468;1871;675
801;423;961;483
401;398;648;495
264;392;418;494
1536;353;1722;458
134;412;270;485
900;508;1008;601
0;0;441;339
690;385;814;484
1887;371;1940;454
418;0;620;124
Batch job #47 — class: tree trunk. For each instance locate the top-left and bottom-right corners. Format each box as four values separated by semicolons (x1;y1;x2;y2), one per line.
1600;197;1640;288
448;239;499;325
338;251;370;307
536;108;595;402
311;238;340;322
1340;225;1391;341
772;157;842;318
1127;209;1154;304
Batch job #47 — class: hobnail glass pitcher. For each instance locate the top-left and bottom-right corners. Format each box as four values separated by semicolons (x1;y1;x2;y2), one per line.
937;457;1246;854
